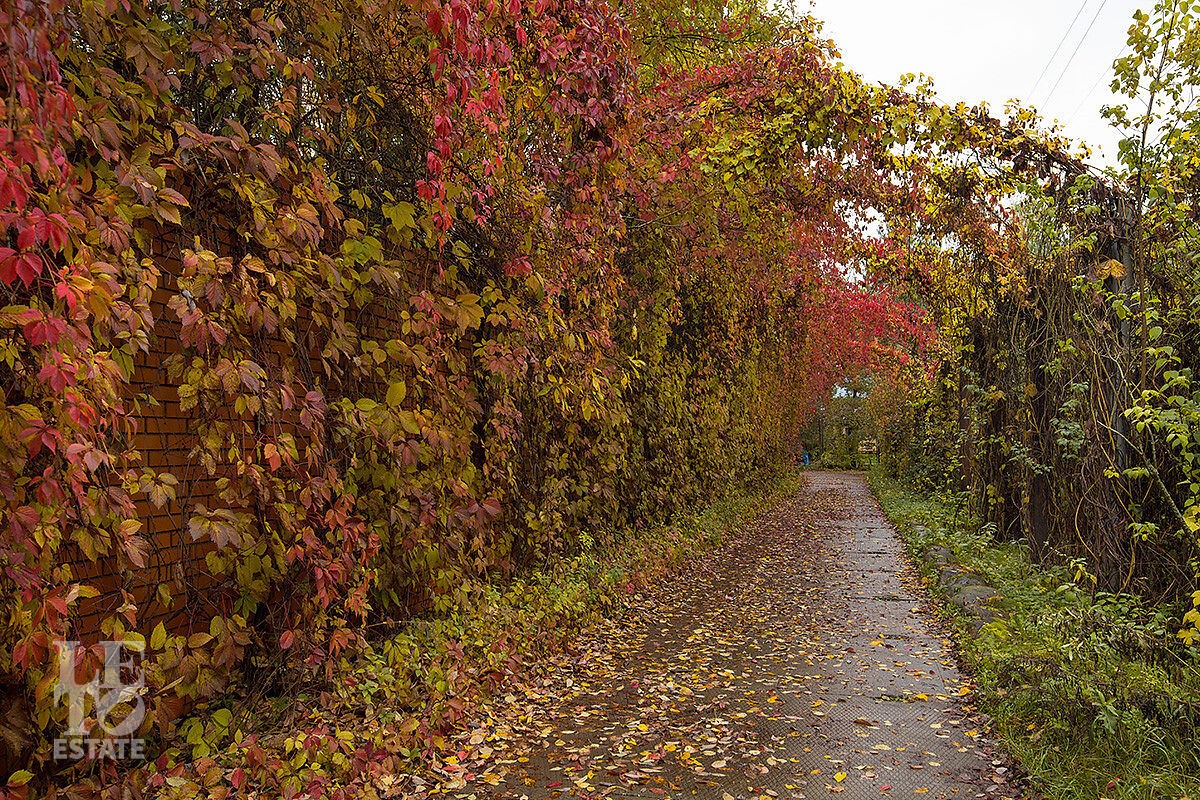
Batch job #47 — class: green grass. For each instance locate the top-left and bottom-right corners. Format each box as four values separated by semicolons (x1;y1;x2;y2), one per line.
868;468;1200;800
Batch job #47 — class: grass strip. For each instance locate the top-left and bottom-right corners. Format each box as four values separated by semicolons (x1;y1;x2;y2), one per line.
869;468;1200;800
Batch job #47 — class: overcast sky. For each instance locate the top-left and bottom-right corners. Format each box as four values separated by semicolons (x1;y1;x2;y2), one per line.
806;0;1149;168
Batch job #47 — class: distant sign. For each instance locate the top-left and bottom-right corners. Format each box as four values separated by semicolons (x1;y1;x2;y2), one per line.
857;438;878;454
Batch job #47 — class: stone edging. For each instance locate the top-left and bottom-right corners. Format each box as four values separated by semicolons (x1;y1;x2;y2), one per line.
918;532;1005;633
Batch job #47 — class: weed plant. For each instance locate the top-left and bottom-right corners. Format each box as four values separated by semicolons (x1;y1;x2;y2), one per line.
870;469;1200;800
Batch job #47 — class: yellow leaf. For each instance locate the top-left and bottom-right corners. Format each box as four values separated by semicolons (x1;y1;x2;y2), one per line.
150;621;167;650
1095;258;1127;280
834;772;847;782
7;770;33;787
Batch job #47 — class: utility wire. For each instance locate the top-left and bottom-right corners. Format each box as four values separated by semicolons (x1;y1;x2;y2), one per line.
1029;0;1092;98
1042;0;1111;106
1068;44;1129;121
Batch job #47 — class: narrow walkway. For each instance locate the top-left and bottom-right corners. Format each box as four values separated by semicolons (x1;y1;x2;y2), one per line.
434;472;1020;799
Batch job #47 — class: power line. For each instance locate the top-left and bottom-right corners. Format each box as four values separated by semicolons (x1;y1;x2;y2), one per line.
1068;43;1129;121
1042;0;1111;106
1029;0;1092;98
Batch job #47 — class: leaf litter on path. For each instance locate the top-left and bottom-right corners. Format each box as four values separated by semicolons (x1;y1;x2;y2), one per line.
399;472;1023;800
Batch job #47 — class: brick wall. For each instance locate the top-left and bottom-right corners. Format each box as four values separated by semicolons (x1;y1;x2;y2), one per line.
72;226;227;637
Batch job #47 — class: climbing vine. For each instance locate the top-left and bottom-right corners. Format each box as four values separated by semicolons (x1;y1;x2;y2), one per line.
0;0;1088;796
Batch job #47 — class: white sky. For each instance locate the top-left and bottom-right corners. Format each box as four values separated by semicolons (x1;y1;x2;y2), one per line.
806;0;1149;168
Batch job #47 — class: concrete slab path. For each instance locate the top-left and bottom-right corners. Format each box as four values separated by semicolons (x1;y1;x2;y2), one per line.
435;471;1022;800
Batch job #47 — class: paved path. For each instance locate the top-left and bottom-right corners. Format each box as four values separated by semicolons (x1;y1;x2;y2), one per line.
435;472;1021;800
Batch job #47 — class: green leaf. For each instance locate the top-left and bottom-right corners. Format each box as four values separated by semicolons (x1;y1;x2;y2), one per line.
383;202;416;231
398;411;422;435
1184;504;1200;534
386;380;407;408
7;770;33;787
